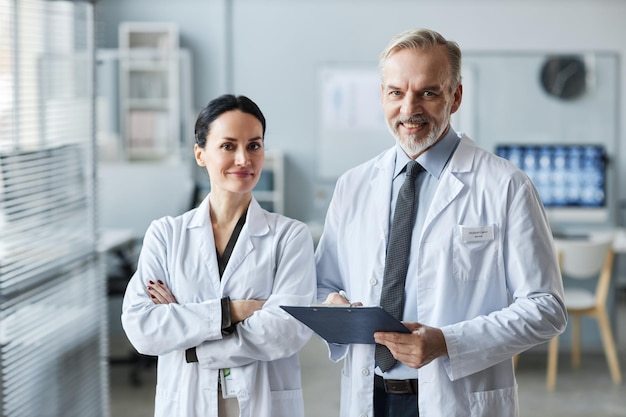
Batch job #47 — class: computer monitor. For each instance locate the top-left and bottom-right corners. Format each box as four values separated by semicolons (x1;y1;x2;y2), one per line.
494;144;608;224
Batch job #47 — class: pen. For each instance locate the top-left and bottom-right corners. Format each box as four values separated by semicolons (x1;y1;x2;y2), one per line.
339;290;350;302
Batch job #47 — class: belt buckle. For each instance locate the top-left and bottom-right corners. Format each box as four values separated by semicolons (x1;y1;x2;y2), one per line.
383;378;416;395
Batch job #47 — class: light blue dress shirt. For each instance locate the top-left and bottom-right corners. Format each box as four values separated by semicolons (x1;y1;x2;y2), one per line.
377;127;461;380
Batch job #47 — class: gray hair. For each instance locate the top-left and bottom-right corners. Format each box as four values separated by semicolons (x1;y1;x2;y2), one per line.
379;28;462;90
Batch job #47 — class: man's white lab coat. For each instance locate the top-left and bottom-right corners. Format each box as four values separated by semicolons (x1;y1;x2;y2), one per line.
316;135;567;417
122;197;316;417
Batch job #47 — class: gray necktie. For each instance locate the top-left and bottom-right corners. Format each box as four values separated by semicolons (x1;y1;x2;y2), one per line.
376;160;422;372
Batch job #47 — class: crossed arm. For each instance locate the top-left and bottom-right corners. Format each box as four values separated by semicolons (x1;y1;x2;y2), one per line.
146;280;265;325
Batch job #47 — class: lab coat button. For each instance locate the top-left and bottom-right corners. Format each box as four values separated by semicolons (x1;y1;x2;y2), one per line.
369;278;377;286
361;368;369;376
360;414;368;417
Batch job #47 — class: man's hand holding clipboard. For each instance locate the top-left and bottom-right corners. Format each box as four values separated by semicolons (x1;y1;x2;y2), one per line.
280;290;410;345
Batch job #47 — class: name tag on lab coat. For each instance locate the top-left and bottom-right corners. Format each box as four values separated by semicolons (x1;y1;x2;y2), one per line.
460;225;494;242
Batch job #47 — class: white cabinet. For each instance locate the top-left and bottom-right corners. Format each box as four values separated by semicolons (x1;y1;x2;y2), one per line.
119;22;181;160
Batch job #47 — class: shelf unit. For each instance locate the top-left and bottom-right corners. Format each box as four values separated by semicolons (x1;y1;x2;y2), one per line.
194;150;285;214
255;150;285;214
119;22;180;160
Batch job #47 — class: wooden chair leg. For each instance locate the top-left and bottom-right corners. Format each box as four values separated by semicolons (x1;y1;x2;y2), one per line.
571;314;581;368
597;309;622;384
547;336;559;391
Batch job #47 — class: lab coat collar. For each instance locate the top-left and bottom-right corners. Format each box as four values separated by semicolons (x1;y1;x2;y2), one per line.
187;195;270;290
447;133;477;174
187;194;270;238
371;148;397;242
373;147;397;176
188;196;210;228
420;133;476;231
244;197;271;237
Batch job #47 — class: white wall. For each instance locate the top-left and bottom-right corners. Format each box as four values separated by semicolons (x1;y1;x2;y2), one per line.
98;162;195;237
96;0;626;224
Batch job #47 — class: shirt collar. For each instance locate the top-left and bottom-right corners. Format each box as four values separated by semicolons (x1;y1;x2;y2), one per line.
393;126;461;180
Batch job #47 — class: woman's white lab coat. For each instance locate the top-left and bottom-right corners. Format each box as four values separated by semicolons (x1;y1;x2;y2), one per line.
122;196;315;417
316;135;567;417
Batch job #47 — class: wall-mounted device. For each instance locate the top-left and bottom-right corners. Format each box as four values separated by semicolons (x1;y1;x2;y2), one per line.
539;55;589;100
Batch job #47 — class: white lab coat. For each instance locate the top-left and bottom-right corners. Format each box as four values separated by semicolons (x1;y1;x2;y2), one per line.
316;134;567;417
122;196;315;417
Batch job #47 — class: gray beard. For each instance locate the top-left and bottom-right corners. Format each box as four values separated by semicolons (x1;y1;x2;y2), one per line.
389;117;449;158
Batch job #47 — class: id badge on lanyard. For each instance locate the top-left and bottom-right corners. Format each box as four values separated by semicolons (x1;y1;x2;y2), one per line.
220;368;237;398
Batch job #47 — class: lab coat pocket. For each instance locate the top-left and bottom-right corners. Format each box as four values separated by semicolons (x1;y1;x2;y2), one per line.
468;385;518;417
154;384;179;417
270;389;304;417
453;224;498;282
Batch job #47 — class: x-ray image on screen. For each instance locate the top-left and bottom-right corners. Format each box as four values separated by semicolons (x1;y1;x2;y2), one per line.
495;144;606;208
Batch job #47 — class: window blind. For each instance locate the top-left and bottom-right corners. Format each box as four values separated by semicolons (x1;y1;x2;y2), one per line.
0;145;94;293
0;1;105;416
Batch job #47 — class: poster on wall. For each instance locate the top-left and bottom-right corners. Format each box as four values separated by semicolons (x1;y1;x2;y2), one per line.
318;66;388;179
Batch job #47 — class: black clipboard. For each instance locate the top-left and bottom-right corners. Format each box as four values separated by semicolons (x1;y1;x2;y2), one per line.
280;305;410;344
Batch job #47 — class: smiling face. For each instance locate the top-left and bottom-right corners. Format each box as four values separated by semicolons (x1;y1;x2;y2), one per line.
381;45;462;158
194;109;264;198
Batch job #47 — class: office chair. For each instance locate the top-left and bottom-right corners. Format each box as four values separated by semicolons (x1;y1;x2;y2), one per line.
546;237;622;391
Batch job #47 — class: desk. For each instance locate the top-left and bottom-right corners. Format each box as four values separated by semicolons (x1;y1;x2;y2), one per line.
98;228;136;254
557;227;626;286
555;227;626;254
610;227;626;253
99;229;138;295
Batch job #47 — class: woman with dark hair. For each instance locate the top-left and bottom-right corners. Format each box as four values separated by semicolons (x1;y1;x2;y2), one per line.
122;94;315;417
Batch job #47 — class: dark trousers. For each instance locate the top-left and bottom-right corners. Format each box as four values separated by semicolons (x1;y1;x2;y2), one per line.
374;385;418;417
